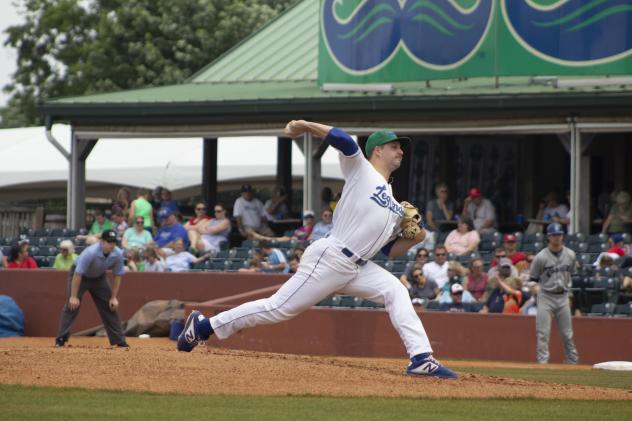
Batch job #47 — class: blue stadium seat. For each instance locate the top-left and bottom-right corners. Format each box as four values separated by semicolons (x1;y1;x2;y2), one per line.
588;303;615;317
614;303;632;317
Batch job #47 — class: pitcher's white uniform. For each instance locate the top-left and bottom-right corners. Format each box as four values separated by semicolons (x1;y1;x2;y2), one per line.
209;129;433;357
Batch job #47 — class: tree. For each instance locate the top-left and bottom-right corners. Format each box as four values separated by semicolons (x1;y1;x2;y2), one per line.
2;0;296;127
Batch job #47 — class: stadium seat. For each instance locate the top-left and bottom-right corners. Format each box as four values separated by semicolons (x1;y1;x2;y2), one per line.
587;243;608;253
614;303;632;317
588;233;608;244
587;303;615;317
425;301;441;311
584;277;618;309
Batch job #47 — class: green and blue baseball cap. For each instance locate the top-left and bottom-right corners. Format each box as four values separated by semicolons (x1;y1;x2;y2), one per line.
365;130;410;157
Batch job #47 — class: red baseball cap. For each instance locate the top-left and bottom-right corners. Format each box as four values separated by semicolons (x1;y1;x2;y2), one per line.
504;234;517;243
469;187;481;198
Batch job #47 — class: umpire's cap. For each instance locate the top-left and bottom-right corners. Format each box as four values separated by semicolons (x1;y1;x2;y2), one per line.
365;130;410;157
546;223;564;236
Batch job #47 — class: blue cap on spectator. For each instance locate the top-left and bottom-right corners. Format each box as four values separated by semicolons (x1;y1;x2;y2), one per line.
612;233;625;243
158;207;174;220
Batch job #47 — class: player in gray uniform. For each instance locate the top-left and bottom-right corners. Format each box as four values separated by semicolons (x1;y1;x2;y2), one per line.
177;120;457;379
529;223;578;364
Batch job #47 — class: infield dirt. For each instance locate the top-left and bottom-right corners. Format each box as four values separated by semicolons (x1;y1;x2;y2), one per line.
0;337;630;399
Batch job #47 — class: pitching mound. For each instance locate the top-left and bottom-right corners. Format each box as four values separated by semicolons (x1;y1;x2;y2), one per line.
0;337;628;399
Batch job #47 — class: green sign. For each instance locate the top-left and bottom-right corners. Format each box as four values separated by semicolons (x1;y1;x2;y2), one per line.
319;0;632;83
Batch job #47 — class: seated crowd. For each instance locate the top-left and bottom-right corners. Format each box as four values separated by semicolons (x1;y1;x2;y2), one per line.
1;184;631;316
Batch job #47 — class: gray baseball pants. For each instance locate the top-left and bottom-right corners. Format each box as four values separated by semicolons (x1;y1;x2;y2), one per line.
536;291;578;364
56;266;126;346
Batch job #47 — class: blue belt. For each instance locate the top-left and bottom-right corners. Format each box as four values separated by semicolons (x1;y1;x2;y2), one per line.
341;248;367;266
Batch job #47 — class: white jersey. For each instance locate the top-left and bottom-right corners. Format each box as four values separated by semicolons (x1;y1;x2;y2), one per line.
329;148;402;259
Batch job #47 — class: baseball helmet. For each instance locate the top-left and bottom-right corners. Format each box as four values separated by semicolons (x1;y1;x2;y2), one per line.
546;223;564;236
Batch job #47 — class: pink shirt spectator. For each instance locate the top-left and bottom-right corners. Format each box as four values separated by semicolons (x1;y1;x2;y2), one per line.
444;229;480;256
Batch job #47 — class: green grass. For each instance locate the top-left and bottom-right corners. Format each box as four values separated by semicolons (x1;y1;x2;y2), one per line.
453;365;632;390
0;385;630;421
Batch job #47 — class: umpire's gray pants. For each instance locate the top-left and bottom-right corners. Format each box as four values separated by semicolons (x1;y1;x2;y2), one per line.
536;292;578;364
56;267;126;346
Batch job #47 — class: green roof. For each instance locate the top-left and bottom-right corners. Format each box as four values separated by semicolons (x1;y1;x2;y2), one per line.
188;0;317;83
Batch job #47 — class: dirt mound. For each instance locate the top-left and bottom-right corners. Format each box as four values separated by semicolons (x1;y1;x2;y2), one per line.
0;337;629;400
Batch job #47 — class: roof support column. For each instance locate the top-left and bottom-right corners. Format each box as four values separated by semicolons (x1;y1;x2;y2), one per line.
202;138;218;207
301;133;323;213
276;137;293;214
569;120;591;234
69;135;97;230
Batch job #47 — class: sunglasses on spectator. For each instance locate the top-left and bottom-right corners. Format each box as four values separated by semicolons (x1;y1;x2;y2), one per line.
452;291;463;296
214;208;224;213
435;253;446;256
135;220;144;225
196;207;206;211
417;253;428;258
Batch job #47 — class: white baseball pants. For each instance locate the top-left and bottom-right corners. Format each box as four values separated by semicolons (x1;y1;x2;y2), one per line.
209;237;433;357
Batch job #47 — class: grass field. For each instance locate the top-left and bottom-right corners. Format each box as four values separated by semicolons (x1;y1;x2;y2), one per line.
2;364;631;421
453;365;632;390
1;384;631;421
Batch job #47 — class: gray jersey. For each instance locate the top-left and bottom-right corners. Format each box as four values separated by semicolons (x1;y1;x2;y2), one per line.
530;246;576;293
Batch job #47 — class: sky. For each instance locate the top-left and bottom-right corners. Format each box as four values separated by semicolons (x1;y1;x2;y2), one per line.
0;1;20;106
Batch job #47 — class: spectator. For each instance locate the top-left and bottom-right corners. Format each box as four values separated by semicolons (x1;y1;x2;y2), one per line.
425;183;454;232
464;258;488;303
111;210;128;239
155;208;190;251
291;245;305;261
128;189;154;231
234;184;275;240
602;191;632;235
198;204;232;254
490;234;527;268
7;241;37;269
400;248;429;288
143;247;166;272
160;188;179;215
259;240;288;273
288;254;300;274
520;282;539;316
112;187;131;218
515;254;534;283
84;210;114;245
409;267;439;302
291;211;316;242
0;247;6;268
52;240;78;270
444;218;480;256
122;216;154;250
184;203;211;253
480;258;522;314
125;248;144;272
422;245;449;290
462;187;496;234
439;284;478;312
438;261;475;304
149;186;164;213
607;233;629;257
311;207;334;241
239;257;263;273
264;187;289;221
488;248;519;278
165;239;209;272
528;192;569;234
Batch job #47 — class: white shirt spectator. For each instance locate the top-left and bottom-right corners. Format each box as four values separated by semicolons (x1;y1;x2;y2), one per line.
144;259;166;272
166;252;196;272
423;261;449;290
466;199;496;232
311;222;333;241
543;204;569;221
233;197;266;230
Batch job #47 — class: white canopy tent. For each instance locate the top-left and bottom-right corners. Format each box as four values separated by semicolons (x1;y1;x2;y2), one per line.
0;125;343;191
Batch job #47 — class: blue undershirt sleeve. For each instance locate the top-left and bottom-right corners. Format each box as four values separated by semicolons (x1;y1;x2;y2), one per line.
324;128;359;156
381;238;398;257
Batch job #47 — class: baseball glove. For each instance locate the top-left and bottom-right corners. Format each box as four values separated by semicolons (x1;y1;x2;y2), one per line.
400;201;423;240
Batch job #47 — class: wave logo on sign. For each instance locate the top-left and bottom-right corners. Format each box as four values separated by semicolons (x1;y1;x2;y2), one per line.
502;0;632;66
322;0;495;74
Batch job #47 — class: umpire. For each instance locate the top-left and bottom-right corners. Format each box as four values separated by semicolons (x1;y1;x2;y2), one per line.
55;229;128;347
529;223;578;364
